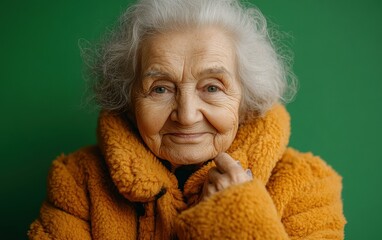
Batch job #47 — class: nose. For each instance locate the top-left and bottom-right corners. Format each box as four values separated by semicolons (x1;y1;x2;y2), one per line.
170;91;203;125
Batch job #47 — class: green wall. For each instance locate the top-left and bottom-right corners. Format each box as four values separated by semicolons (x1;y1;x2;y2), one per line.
1;0;381;239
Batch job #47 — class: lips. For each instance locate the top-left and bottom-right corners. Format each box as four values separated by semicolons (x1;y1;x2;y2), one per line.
165;132;208;144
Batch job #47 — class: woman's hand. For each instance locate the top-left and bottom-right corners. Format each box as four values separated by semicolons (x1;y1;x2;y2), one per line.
201;153;253;201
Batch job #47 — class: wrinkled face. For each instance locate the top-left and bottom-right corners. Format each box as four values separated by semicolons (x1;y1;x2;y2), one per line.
132;27;242;166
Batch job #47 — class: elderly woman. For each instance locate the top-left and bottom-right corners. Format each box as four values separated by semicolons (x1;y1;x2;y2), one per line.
29;0;346;239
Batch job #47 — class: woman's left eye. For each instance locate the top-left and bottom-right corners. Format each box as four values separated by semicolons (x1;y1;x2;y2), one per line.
206;85;219;92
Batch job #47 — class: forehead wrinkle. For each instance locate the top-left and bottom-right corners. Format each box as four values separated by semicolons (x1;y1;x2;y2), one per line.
190;50;235;77
143;69;171;79
141;42;184;78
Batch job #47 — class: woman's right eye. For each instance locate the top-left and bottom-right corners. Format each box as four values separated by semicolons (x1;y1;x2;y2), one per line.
152;86;167;94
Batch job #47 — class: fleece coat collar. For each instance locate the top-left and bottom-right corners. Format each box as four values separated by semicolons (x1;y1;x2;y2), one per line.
97;104;290;204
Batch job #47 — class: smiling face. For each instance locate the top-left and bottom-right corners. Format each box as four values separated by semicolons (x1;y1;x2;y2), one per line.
132;27;242;166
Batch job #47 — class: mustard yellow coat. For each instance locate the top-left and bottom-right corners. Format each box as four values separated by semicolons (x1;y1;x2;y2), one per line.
28;105;346;239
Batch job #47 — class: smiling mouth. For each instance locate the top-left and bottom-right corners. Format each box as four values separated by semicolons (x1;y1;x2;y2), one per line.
166;132;208;144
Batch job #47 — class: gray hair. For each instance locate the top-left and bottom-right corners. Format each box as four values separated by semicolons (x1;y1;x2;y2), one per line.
85;0;296;118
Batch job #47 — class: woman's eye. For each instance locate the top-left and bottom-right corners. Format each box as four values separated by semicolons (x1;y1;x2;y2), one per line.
153;86;167;94
206;85;219;92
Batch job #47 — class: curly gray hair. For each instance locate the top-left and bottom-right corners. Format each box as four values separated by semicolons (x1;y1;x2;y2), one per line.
86;0;296;118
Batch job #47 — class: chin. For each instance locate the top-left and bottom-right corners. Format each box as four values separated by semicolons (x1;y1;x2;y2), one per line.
164;151;216;166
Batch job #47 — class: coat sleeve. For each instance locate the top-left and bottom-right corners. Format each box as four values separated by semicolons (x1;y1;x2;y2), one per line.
174;149;346;240
28;152;92;240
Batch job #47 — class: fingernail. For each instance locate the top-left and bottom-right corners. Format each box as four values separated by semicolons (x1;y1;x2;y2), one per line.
246;169;253;178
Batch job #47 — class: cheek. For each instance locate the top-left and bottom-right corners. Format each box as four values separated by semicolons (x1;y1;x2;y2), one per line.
202;81;242;134
134;99;172;138
204;99;240;134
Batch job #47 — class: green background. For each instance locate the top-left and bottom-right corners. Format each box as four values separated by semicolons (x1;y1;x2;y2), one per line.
1;0;381;239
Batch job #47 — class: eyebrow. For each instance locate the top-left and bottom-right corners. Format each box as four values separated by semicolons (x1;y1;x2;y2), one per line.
142;66;232;79
199;66;232;78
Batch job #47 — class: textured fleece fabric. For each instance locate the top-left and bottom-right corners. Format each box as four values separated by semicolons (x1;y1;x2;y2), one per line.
28;104;346;239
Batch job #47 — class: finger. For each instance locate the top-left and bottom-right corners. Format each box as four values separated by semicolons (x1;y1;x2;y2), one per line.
213;152;242;174
202;181;217;200
245;169;253;179
208;167;230;191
